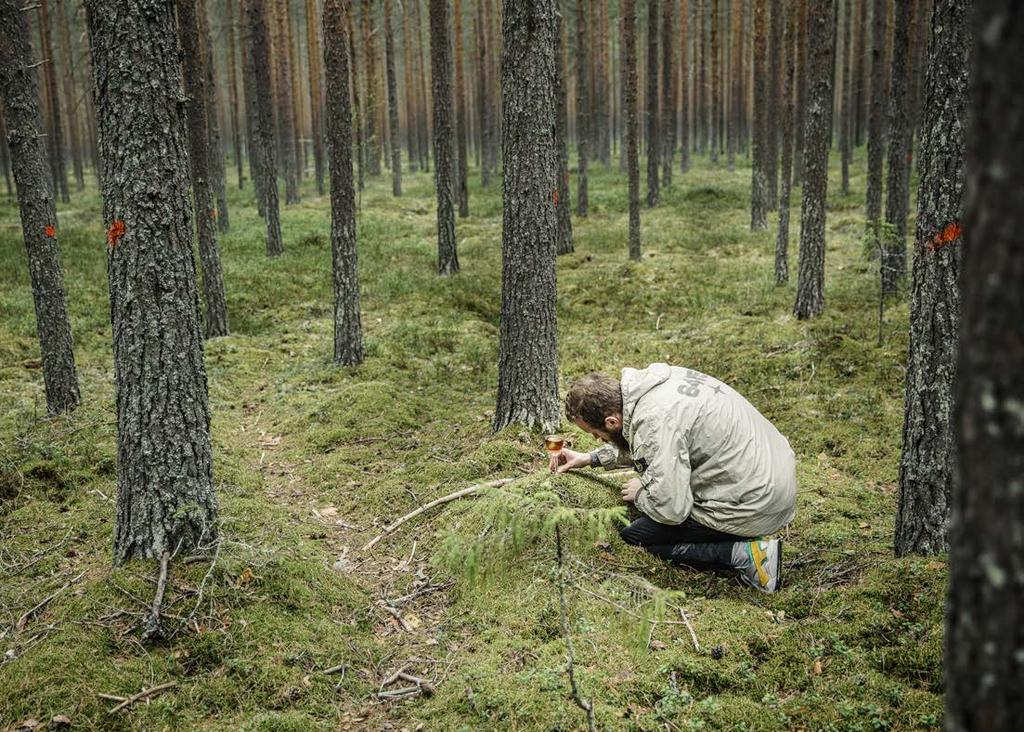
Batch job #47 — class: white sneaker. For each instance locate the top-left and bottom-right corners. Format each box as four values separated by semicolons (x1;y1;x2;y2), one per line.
733;538;782;593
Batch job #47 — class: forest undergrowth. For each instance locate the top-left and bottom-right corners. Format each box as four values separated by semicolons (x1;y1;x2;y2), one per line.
0;153;945;730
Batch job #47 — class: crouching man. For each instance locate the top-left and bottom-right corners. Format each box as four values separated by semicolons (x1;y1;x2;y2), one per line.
550;364;796;593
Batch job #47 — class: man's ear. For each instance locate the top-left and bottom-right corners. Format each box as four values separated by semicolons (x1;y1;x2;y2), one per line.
604;414;621;432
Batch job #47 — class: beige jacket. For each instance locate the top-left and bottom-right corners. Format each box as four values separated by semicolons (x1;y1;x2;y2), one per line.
591;363;796;537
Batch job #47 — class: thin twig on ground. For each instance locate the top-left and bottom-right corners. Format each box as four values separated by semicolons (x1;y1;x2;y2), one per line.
678;607;700;651
142;552;170;641
104;682;178;714
555;526;597;732
15;571;86;631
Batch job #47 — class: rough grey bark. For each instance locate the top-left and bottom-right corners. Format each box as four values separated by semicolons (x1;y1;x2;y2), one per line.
750;0;769;230
55;0;83;191
383;0;402;196
865;0;886;256
0;0;79;414
247;0;284;255
624;0;640;259
793;0;835;320
679;0;689;173
852;0;866;145
453;0;468;215
645;0;659;207
323;0;364;367
178;0;229;339
198;0;229;232
493;0;559;434
840;0;852;194
227;0;245;189
793;0;807;185
241;3;262;210
575;0;588;216
348;6;365;191
85;0;218;563
894;0;967;558
275;0;299;203
947;3;1022;725
306;0;324;194
428;0;458;275
727;0;741;171
882;0;911;294
37;0;68;203
0;104;12;196
661;0;674;185
553;4;572;255
476;0;491;186
775;1;796;286
766;0;782;204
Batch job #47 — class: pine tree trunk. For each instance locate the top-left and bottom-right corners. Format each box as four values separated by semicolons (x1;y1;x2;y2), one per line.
679;0;690;173
947;2;1023;724
793;0;807;184
709;0;719;164
55;0;83;191
198;0;230;231
362;0;382;176
493;0;559;434
228;0;246;189
0;105;12;196
383;0;402;196
475;0;490;186
401;0;418;172
242;1;263;209
660;0;674;185
727;0;741;171
750;0;769;230
452;0;468;215
852;0;866;145
415;0;431;172
428;0;458;275
179;0;229;338
882;0;911;294
865;0;886;257
306;0;325;195
348;7;366;191
287;2;305;183
793;0;835;320
323;0;365;367
766;0;782;205
575;0;589;215
894;0;967;558
37;0;68;203
695;0;705;155
275;0;300;203
624;0;641;259
85;0;218;563
840;0;852;193
553;5;572;254
247;0;284;254
0;0;79;414
645;0;659;206
595;0;610;165
775;0;796;286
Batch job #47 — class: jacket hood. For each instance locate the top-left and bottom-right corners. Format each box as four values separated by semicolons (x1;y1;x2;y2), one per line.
620;363;672;437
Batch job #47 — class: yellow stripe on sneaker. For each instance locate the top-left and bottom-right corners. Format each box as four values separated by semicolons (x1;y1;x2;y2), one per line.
750;541;770;588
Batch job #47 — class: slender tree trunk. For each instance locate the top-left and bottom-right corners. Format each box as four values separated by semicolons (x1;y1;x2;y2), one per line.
727;0;741;171
775;1;796;285
401;0;418;172
451;0;468;215
947;2;1023;725
475;0;490;186
0;105;12;196
553;4;572;254
348;6;365;191
865;0;886;258
696;0;705;155
306;0;325;194
178;0;229;338
575;0;589;215
198;0;230;231
85;0;218;563
414;0;431;172
661;0;675;184
247;0;284;255
274;0;299;203
383;0;402;196
55;0;83;191
709;0;719;164
852;0;866;145
624;0;640;260
793;0;807;184
362;0;382;175
242;1;264;212
894;0;967;558
765;0;781;204
882;0;911;294
428;0;458;274
840;0;852;193
595;0;610;165
38;0;68;203
323;0;365;367
645;0;659;206
493;0;559;434
750;0;769;230
228;0;246;189
0;0;79;414
287;2;304;182
793;0;835;319
679;0;690;173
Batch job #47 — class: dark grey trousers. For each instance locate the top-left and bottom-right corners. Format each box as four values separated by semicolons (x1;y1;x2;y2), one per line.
619;514;753;571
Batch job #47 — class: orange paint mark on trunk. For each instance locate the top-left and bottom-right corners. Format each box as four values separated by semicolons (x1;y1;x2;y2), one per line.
925;221;961;253
552;188;559;206
44;224;56;237
107;219;127;248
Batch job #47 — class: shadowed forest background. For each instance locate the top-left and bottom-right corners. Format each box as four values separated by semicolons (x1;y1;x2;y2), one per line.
1;0;1021;730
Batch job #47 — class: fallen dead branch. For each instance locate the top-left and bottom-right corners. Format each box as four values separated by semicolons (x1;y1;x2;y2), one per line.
104;682;178;714
141;552;170;642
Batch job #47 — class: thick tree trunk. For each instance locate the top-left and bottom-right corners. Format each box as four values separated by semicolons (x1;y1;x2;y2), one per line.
865;0;886;257
553;5;572;254
198;0;229;231
453;0;468;215
882;0;911;295
661;0;674;184
428;0;458;275
679;0;689;173
946;3;1023;725
793;0;835;320
0;0;79;414
306;0;325;195
227;0;246;189
247;0;284;255
750;0;769;230
362;0;381;176
840;0;852;193
55;0;83;191
645;0;659;207
383;0;402;196
178;0;229;338
323;0;365;367
85;0;218;563
894;0;967;558
623;0;640;260
275;0;299;203
37;0;68;203
575;0;588;215
493;0;559;434
775;1;796;286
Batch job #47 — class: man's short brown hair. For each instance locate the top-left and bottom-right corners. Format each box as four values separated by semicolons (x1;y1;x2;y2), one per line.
565;373;622;429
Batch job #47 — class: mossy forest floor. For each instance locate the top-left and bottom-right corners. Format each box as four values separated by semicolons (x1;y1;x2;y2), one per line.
1;152;945;731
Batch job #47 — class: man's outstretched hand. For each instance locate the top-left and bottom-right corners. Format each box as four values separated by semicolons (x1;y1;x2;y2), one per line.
549;448;590;474
621;478;641;503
